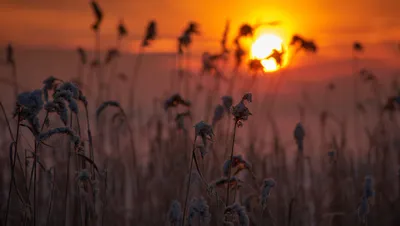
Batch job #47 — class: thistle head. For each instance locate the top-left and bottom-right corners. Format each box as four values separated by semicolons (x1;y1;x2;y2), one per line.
168;200;182;225
224;203;249;226
187;197;211;226
194;121;214;146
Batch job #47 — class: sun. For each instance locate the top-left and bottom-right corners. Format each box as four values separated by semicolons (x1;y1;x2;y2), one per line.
251;34;285;72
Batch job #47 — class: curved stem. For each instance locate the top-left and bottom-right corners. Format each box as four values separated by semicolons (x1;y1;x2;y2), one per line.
181;136;197;226
226;120;238;206
4;111;21;226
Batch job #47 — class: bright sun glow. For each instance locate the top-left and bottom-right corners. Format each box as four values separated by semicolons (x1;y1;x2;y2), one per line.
251;34;284;72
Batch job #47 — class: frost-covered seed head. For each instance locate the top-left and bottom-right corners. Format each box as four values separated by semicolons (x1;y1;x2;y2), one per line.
212;104;225;126
168;200;182;225
222;96;233;111
187;197;211;226
260;178;276;209
363;175;374;198
224;203;249;226
232;102;252;122
194;121;214;146
38;127;80;148
223;155;251;177
242;93;252;103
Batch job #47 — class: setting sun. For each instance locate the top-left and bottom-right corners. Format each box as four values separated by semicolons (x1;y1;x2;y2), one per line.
251;34;285;72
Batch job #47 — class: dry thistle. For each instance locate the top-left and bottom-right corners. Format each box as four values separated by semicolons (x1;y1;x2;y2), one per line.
353;41;364;52
104;48;120;64
222;155;252;177
231;99;252;125
169;200;183;225
77;47;87;65
222;96;233;112
90;1;103;31
194;121;214;147
187;197;211;226
118;19;128;39
212;104;225;126
15;89;44;134
260;178;276;210
290;34;318;53
210;176;243;190
266;45;285;67
248;59;264;73
142;20;157;47
164;94;191;111
178;22;200;54
294;122;305;152
224;203;249;226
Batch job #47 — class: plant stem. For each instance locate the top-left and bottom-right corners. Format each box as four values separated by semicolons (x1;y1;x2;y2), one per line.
64;112;73;226
4;111;21;226
182;136;197;226
226;120;238;206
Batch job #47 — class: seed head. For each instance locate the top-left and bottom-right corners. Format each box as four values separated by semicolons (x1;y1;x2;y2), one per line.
212;104;225;126
168;200;182;225
142;20;157;47
294;122;305;152
187;197;211;226
260;178;276;209
224;203;249;226
194;121;214;146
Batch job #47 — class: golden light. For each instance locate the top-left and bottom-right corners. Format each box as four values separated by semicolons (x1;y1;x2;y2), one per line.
251;34;285;72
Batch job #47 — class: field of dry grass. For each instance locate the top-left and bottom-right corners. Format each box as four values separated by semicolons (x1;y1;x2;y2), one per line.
1;2;400;226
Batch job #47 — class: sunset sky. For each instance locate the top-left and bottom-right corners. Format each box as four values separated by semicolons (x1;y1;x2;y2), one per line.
0;0;399;56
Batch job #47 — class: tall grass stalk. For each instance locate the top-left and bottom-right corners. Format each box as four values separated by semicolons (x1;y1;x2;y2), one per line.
226;120;238;205
182;136;198;226
4;110;21;226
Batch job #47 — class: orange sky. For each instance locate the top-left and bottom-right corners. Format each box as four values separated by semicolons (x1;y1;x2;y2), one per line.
0;0;399;54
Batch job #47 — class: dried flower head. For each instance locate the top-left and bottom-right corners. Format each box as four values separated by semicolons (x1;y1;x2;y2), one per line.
15;89;44;134
76;169;91;182
210;176;242;190
118;19;128;39
90;1;103;31
224;203;249;226
202;52;221;74
260;178;276;209
353;42;363;52
142;20;157;47
194;121;214;146
232;101;252;124
238;24;254;37
223;155;252;177
212;104;225;126
164;94;191;111
248;59;264;72
294;122;305;152
266;46;285;67
222;96;233;111
105;48;120;64
168;200;182;225
363;175;374;198
77;47;87;65
290;34;318;53
187;197;211;226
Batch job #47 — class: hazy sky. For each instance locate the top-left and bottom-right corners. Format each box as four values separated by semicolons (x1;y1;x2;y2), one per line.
0;0;399;54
